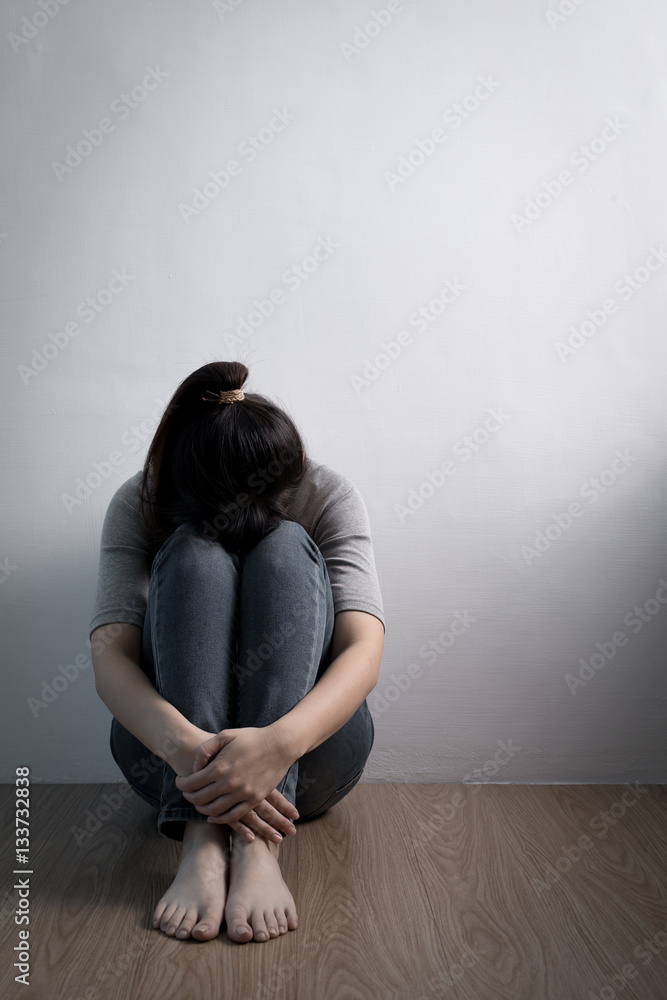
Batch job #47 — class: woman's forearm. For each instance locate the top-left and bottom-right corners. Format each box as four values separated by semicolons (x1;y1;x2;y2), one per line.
94;649;205;777
269;641;380;762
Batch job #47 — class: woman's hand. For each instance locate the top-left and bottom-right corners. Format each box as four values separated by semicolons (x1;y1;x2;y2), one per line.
227;788;300;845
174;725;296;825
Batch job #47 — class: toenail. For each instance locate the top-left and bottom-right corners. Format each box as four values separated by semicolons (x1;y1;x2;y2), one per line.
257;932;266;940
236;926;248;936
198;924;208;932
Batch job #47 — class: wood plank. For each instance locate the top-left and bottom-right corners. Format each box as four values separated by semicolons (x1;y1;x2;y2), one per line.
1;782;665;1000
395;783;667;1000
295;782;457;999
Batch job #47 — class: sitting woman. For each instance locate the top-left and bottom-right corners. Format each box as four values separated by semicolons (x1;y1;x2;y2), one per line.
89;360;385;945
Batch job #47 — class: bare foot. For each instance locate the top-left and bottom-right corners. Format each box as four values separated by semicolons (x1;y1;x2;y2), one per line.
152;819;230;941
225;831;298;943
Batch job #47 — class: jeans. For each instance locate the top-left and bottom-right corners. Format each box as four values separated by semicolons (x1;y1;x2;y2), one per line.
109;517;375;841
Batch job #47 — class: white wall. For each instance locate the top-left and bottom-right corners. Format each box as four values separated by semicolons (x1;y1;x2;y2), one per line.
2;0;666;784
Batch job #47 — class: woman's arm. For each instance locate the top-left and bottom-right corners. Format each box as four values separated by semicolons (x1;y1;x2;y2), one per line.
172;610;383;825
91;623;208;777
269;610;384;762
92;623;298;842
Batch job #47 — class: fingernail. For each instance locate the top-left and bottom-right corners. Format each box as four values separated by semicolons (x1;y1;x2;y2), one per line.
273;833;282;841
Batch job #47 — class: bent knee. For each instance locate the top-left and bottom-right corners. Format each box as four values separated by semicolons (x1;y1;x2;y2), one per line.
153;520;238;575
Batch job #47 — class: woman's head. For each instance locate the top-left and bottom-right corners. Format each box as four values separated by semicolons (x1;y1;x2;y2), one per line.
139;361;306;555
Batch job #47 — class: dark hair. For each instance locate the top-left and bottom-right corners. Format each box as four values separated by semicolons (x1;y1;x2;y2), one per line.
139;361;306;558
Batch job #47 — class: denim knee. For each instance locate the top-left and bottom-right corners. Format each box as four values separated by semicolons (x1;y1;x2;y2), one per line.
151;518;239;576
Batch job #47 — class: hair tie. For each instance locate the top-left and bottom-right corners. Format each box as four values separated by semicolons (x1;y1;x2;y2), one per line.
202;387;245;405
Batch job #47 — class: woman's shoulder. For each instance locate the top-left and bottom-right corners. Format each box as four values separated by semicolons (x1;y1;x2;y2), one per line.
109;468;144;510
299;456;359;504
289;458;367;534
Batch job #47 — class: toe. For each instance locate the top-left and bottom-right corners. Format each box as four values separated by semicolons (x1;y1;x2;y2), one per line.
175;909;199;939
264;911;279;937
152;902;167;928
251;912;270;942
226;905;253;944
192;908;221;941
165;907;187;936
285;904;298;931
159;903;179;932
275;909;288;934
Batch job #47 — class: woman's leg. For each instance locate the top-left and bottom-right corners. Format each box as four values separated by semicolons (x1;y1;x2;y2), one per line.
110;516;375;828
108;519;243;940
234;517;375;818
107;516;375;942
143;519;243;840
223;517;375;944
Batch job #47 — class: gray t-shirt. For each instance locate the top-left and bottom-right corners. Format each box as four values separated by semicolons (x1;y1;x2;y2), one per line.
88;456;385;642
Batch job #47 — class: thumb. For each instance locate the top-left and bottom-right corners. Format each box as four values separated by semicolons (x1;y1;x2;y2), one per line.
193;733;226;771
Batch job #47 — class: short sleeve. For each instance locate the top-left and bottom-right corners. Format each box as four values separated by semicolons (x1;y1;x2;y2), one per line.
311;485;385;633
88;485;152;642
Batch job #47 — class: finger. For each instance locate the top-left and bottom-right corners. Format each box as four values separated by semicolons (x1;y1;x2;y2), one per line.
204;799;255;824
254;802;297;836
266;788;300;820
178;778;236;808
228;820;256;843
192;749;211;773
176;762;224;792
180;783;220;805
238;809;288;843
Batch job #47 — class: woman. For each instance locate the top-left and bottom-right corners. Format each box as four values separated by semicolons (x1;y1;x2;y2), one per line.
89;360;385;945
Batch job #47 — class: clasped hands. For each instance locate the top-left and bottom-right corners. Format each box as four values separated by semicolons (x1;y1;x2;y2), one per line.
174;723;299;845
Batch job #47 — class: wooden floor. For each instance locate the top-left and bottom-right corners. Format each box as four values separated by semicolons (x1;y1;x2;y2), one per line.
1;782;666;1000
